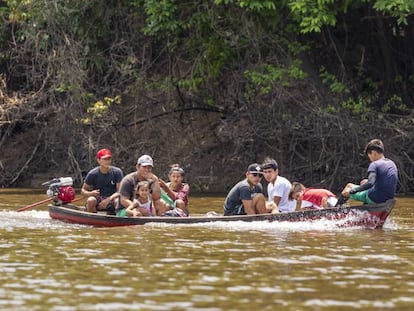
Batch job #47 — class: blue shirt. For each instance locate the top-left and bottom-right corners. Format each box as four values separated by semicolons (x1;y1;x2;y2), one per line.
84;166;123;198
367;158;398;203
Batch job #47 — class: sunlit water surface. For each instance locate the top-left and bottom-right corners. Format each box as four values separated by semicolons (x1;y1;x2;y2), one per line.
0;189;413;310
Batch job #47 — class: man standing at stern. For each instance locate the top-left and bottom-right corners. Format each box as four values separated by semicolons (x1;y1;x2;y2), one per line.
223;163;267;216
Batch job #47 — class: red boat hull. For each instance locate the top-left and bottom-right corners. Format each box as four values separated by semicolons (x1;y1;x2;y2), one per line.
48;199;395;228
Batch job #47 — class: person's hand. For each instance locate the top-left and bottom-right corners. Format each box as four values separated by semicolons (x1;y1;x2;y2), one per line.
271;206;279;214
266;201;278;213
149;173;159;181
98;197;110;209
91;189;100;197
341;188;351;197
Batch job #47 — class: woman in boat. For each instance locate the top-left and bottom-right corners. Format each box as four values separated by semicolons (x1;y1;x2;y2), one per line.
338;139;398;205
223;163;267;215
289;182;338;210
159;164;190;216
119;181;155;217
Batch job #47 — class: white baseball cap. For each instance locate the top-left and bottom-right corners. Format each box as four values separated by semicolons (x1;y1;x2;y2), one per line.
137;155;154;167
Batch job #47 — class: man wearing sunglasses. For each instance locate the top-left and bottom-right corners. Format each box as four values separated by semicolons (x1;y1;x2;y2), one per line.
223;163;267;216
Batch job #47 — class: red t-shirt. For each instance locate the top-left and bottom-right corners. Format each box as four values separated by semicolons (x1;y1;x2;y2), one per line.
303;188;336;207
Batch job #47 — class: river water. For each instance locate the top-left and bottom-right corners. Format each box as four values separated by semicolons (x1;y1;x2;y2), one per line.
0;189;413;311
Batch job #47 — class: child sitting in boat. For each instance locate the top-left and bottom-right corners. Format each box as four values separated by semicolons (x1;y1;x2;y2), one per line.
159;164;189;217
118;181;155;217
289;182;338;210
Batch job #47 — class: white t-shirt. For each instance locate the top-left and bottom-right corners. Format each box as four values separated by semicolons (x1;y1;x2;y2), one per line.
267;176;296;212
301;200;314;209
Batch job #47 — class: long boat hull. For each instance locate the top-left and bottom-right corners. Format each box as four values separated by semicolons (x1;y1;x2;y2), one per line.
48;199;395;228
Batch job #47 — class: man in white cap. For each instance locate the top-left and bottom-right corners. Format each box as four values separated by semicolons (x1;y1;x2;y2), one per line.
117;154;169;216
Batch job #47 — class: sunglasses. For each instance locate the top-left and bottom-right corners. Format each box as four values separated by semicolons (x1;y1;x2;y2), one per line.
251;173;262;177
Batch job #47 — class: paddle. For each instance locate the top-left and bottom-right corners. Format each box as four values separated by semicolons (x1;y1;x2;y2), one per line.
16;197;52;212
17;196;83;212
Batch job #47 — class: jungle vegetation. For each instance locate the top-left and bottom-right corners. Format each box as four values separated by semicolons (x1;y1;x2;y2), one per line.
0;0;413;194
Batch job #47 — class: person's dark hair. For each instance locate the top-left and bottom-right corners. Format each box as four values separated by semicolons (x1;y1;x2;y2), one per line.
169;164;185;176
136;181;149;191
364;139;384;155
289;182;305;200
262;157;278;170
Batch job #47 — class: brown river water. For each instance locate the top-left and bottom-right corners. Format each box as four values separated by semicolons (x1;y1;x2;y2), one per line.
0;189;413;311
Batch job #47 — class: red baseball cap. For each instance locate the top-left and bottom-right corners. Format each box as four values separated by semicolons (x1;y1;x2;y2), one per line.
96;148;112;159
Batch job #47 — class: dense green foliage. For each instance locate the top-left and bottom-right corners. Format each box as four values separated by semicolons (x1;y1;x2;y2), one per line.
0;0;413;193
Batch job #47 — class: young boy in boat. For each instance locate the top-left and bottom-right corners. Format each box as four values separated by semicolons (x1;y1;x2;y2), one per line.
262;157;296;213
117;154;170;216
223;163;267;215
289;182;338;210
81;148;124;214
338;139;398;205
120;181;155;217
159;164;190;216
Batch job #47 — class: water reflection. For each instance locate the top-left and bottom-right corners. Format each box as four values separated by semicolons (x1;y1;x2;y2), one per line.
0;192;414;310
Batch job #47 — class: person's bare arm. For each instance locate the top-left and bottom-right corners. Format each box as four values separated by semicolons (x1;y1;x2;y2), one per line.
270;196;281;213
126;201;140;217
115;182;121;192
149;174;161;200
120;195;133;209
273;196;281;206
107;184;121;201
242;199;255;215
81;183;99;197
159;179;176;200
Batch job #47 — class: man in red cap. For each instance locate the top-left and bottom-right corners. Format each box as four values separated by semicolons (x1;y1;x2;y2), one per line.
81;148;124;214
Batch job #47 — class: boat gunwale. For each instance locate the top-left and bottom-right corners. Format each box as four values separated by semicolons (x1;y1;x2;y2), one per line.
47;199;395;227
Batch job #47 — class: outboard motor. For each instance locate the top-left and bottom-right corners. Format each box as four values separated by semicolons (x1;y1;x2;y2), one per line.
42;177;76;205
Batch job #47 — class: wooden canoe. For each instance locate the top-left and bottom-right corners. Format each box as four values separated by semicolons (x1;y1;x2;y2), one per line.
48;199;395;228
